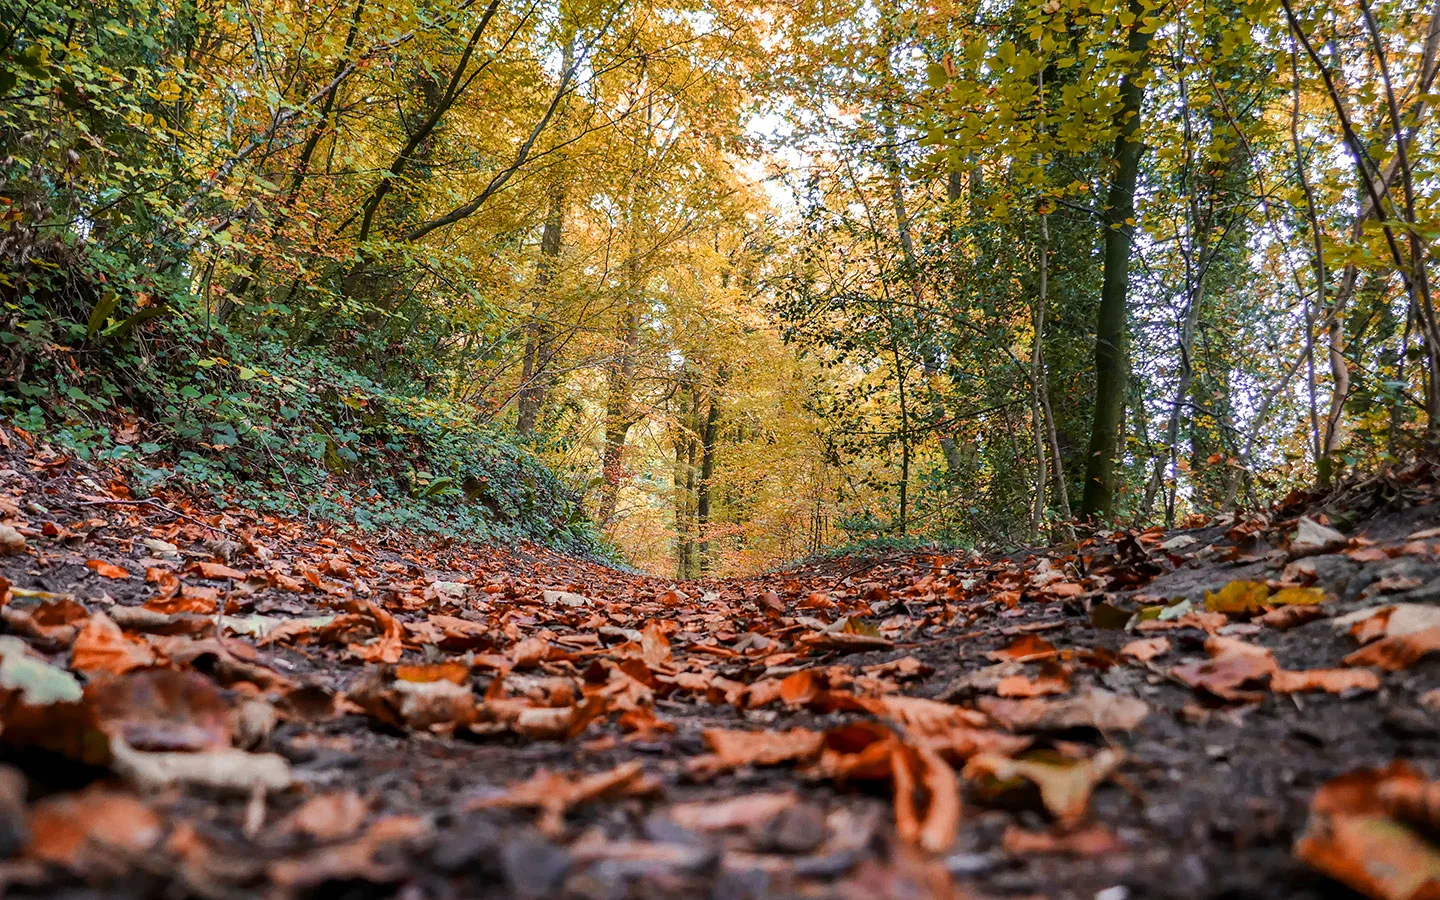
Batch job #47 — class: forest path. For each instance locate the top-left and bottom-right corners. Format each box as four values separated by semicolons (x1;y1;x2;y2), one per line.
0;438;1438;899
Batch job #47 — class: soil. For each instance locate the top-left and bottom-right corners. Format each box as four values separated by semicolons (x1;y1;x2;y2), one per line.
0;433;1437;900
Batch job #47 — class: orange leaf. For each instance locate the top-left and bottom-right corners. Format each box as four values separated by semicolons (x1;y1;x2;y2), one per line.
70;612;157;675
1269;668;1380;694
1343;626;1440;671
195;562;246;580
891;742;961;853
986;634;1057;662
86;560;130;580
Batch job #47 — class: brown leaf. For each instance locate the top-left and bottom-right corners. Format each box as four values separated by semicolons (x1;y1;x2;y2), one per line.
996;659;1072;698
26;785;163;870
86;560;130;580
1295;762;1440;900
195;561;247;580
1002;824;1124;856
70;612;157;675
348;601;403;665
702;727;825;769
1269;668;1380;694
470;760;656;836
891;742;961;853
976;690;1148;733
1343;626;1440;671
964;749;1124;826
1119;637;1170;663
278;791;369;841
986;634;1057;662
641;622;672;667
666;792;797;832
1257;605;1328;630
88;669;232;752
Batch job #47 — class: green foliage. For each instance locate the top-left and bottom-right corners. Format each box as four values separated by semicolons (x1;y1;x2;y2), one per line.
2;310;606;553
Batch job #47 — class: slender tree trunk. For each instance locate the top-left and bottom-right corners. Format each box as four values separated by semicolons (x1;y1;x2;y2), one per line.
697;387;722;574
1080;0;1154;521
881;111;963;475
517;182;566;435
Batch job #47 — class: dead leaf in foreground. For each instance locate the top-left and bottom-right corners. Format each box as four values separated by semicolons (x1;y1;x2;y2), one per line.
470;760;658;835
1269;668;1380;694
699;727;825;771
964;749;1124;825
1295;761;1440;900
1003;824;1124;857
977;690;1148;732
891;741;961;853
1343;626;1440;671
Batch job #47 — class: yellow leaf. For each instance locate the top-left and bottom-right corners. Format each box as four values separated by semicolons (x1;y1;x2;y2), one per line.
1269;587;1327;607
1204;580;1270;613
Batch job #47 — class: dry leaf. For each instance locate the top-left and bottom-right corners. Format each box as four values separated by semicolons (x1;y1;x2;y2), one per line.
1343;626;1440;671
1295;762;1440;900
1120;637;1170;663
702;727;826;769
27;785;163;870
278;791;369;841
1002;824;1124;856
70;612;157;675
964;749;1124;825
976;690;1148;732
986;634;1057;662
1269;669;1380;694
86;560;130;580
891;742;961;853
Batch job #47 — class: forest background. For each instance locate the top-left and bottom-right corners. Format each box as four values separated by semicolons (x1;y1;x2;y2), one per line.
1;0;1436;576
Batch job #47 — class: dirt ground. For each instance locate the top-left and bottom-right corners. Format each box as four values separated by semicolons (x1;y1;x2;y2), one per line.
0;430;1437;900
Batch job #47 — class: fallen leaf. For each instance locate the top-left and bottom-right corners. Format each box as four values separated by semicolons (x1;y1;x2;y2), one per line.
0;525;27;556
470;760;656;835
977;690;1148;732
1291;517;1347;557
70;612;157;675
1171;643;1276;702
1257;605;1328;630
702;728;826;770
1295;762;1440;900
964;749;1124;825
1002;824;1124;856
109;738;292;794
1204;580;1270;613
88;669;232;752
1120;637;1170;663
26;785;163;870
194;561;247;580
1343;626;1440;671
996;659;1071;697
986;634;1057;662
1270;668;1380;694
891;742;961;853
348;601;403;665
666;792;797;832
278;791;369;841
86;560;130;580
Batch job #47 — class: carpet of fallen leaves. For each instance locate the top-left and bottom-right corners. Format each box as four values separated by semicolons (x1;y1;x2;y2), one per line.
0;428;1438;900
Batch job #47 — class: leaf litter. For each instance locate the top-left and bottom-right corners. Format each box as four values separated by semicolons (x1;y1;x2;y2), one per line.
0;438;1437;898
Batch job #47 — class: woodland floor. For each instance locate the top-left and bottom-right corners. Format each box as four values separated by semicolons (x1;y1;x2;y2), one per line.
0;429;1438;900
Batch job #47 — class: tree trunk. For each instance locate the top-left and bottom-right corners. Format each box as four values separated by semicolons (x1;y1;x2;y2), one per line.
1080;0;1154;521
516;182;566;435
697;388;722;574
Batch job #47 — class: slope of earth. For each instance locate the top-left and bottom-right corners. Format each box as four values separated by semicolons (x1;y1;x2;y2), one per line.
0;428;1437;900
